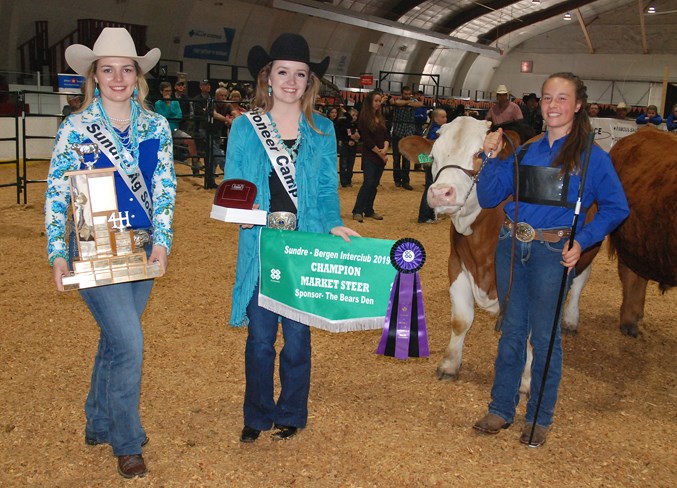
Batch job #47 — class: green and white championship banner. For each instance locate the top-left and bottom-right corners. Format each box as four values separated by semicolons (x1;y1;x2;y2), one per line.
259;228;397;332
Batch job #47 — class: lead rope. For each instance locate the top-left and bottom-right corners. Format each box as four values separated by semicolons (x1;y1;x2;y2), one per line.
494;133;522;332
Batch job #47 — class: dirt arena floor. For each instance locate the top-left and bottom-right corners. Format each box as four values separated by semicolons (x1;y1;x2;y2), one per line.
1;161;675;487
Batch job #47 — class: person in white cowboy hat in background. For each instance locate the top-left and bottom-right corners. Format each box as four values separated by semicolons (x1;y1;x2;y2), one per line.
223;33;359;444
45;27;176;479
486;84;524;125
614;101;630;119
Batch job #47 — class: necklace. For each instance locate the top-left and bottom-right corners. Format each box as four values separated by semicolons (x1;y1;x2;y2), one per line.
115;125;131;146
109;115;131;123
270;121;302;161
97;98;140;174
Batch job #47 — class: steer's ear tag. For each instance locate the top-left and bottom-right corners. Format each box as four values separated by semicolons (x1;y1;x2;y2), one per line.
418;153;434;164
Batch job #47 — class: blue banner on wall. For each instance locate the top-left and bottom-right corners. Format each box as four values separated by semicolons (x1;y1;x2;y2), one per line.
58;74;85;91
184;28;235;61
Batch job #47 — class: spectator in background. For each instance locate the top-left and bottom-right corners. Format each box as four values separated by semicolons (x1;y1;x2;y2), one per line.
414;90;428;136
441;97;465;122
521;93;543;134
635;104;663;126
614;102;630;119
352;90;389;221
587;103;600;118
61;94;83;117
486;84;523;125
173;80;191;124
379;91;394;133
666;103;677;132
417;108;447;224
191;79;212;142
229;90;247;118
154;81;199;174
413;90;430;171
391;86;422;190
326;105;340;125
209;86;232;180
326;106;341;153
337;107;360;187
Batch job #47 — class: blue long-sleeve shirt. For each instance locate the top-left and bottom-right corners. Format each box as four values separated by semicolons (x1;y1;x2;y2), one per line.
666;114;677;131
635;113;663;125
477;132;629;251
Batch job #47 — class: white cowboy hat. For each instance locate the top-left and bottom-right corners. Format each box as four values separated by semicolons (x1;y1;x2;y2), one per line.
65;27;161;76
495;84;509;94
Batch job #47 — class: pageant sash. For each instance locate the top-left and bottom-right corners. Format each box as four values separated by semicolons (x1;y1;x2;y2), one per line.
258;228;396;332
376;238;430;359
70;116;153;223
244;110;298;208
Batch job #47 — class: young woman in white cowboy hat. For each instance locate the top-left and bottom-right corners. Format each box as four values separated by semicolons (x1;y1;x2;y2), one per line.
223;33;359;443
45;27;176;478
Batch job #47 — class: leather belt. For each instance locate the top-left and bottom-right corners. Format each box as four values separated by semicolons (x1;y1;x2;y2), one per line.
267;211;297;230
503;217;570;243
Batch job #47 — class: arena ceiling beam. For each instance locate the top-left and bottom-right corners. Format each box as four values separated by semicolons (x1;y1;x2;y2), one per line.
272;0;502;58
477;0;600;45
575;8;595;54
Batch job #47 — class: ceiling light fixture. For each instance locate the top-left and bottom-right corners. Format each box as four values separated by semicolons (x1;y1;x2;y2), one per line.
647;5;656;14
531;0;541;4
564;12;572;20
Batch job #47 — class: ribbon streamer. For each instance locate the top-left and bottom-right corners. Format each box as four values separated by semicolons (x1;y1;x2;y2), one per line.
376;238;429;359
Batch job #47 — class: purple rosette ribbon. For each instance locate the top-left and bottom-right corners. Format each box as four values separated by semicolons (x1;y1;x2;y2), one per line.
376;238;429;359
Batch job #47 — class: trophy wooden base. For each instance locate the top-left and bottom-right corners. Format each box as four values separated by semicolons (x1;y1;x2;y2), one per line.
62;251;163;290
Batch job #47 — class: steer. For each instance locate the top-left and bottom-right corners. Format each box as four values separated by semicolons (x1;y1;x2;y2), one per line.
413;117;593;381
608;127;676;337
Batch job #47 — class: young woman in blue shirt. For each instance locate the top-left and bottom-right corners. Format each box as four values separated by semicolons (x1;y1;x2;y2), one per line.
473;72;629;447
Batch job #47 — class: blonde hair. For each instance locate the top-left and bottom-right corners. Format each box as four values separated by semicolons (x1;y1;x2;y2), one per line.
431;108;446;121
78;60;151;113
252;62;322;133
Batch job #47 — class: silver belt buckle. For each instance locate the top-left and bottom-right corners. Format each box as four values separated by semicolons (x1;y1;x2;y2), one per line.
267;212;297;230
133;229;151;248
515;222;536;243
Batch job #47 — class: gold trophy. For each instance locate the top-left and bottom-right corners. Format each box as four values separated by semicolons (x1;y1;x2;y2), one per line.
61;143;162;290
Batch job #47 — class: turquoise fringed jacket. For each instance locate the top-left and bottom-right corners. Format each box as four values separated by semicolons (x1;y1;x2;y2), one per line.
224;111;343;326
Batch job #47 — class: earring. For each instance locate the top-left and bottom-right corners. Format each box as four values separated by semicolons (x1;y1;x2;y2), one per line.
267;86;272;97
94;85;100;98
133;87;138;98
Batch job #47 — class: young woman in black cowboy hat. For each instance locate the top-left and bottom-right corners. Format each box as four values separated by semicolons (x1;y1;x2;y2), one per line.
223;33;359;443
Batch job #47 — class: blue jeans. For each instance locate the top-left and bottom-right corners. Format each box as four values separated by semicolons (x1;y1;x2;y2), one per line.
489;226;574;427
339;143;357;187
352;154;384;216
244;286;311;430
73;232;154;456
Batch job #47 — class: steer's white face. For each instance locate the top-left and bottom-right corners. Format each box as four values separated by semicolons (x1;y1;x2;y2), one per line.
428;117;491;235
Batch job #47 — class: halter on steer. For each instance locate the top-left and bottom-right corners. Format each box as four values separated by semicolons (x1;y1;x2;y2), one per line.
431;151;493;209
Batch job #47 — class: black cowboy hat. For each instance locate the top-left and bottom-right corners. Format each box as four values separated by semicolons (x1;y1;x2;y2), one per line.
247;33;330;80
523;92;540;103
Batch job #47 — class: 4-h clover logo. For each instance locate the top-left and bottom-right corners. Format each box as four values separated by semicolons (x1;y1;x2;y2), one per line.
270;269;281;281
